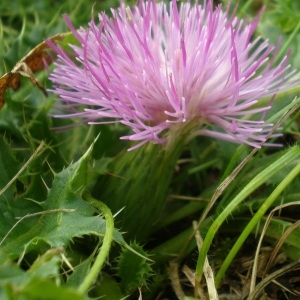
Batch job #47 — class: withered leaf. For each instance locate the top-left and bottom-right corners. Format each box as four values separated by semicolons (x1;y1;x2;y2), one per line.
0;33;69;110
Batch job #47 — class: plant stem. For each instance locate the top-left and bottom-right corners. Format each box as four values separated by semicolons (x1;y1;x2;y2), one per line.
195;146;300;282
215;161;300;287
78;194;114;294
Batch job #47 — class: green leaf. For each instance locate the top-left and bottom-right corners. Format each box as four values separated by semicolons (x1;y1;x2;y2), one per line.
117;241;152;293
19;279;87;300
0;140;126;263
27;248;62;279
66;254;94;288
94;275;124;300
0;250;88;300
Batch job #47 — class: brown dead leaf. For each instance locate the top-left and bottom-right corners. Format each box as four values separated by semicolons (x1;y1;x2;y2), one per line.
0;33;69;109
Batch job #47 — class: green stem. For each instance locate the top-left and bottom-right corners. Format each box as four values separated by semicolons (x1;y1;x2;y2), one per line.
94;138;185;241
194;146;300;282
214;161;300;287
78;194;114;294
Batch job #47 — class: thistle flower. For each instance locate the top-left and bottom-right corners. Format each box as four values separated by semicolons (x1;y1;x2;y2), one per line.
48;0;296;150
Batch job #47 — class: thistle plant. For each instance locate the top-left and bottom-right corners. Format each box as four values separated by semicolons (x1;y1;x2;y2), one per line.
47;0;298;240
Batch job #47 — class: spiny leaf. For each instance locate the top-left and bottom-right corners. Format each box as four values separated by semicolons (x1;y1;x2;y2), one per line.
0;249;88;300
0;140;126;263
117;241;152;293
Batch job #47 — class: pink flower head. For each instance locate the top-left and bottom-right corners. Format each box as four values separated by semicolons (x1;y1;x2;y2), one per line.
48;0;297;150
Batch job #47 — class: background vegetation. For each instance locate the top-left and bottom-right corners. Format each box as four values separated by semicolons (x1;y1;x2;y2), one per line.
1;0;300;299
